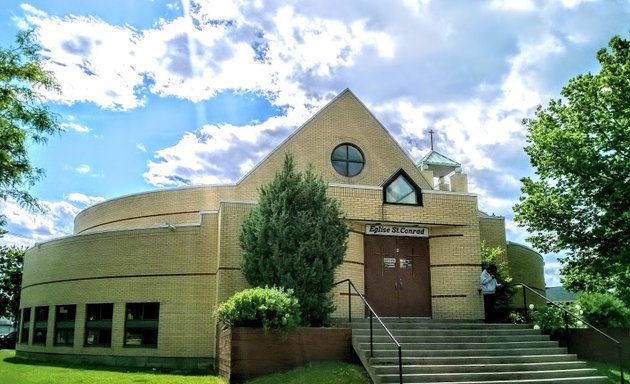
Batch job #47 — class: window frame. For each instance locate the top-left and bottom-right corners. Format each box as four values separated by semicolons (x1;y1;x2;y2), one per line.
33;306;49;345
124;302;159;348
382;169;423;206
54;304;76;346
85;303;114;347
331;143;365;177
20;307;31;345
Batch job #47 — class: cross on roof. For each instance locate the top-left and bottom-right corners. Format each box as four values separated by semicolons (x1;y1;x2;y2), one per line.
429;129;435;150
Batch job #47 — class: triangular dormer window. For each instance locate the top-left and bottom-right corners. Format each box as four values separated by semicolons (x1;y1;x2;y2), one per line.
383;169;423;206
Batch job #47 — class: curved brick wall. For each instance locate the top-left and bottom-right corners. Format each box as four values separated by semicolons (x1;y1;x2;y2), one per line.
18;222;219;369
73;185;238;234
507;242;546;307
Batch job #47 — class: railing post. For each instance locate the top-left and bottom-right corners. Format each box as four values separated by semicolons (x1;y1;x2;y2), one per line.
617;343;626;384
523;285;529;323
348;280;352;323
563;310;570;351
398;345;403;384
369;311;374;358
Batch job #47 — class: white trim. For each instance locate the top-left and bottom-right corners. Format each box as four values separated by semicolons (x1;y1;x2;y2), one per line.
328;183;381;190
218;200;258;205
422;189;477;198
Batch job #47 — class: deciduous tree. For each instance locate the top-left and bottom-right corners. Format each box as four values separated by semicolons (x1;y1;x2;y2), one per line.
1;30;61;234
0;245;24;323
514;36;629;304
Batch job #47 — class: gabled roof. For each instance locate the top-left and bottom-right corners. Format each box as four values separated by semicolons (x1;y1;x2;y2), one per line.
237;88;433;190
418;150;461;178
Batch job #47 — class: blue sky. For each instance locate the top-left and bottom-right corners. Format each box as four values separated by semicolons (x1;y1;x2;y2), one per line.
0;0;628;287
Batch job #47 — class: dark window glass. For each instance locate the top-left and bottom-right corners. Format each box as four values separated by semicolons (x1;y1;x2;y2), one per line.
20;308;31;344
33;306;49;345
331;143;365;177
85;303;113;347
54;305;76;346
125;303;159;348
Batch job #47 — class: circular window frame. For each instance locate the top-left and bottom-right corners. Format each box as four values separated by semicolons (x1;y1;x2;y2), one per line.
330;143;365;177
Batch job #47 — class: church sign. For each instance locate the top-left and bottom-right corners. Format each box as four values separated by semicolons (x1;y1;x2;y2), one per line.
365;224;429;237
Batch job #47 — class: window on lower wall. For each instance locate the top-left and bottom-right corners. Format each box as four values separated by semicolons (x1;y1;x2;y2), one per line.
20;308;31;344
33;306;49;345
54;305;76;346
85;303;113;347
124;302;159;348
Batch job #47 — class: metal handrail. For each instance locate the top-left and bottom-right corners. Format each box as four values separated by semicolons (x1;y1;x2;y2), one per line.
333;278;403;384
509;283;625;384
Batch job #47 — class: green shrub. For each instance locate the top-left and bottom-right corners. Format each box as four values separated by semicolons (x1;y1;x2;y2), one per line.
528;303;584;333
577;292;630;328
214;286;301;331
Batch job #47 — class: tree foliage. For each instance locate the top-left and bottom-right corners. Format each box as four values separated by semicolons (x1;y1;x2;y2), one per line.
0;30;61;233
0;245;24;322
514;36;629;303
240;154;349;327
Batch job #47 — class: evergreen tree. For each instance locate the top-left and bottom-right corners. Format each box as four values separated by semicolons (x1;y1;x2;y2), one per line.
240;154;349;326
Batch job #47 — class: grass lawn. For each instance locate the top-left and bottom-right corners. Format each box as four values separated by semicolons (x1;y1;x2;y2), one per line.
0;350;225;384
243;361;370;384
1;350;369;384
587;360;627;383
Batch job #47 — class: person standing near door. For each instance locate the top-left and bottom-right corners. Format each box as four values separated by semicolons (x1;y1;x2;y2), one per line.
480;264;500;323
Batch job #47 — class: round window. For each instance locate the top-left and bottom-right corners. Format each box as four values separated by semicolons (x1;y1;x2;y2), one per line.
331;143;365;177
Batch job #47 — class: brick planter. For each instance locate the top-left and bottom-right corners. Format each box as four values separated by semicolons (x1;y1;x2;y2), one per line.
217;327;352;383
567;327;630;366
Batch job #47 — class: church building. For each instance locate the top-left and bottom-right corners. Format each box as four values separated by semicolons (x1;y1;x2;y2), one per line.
17;89;544;369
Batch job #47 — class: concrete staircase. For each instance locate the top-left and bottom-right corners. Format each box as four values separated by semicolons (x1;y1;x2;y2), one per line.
351;318;609;384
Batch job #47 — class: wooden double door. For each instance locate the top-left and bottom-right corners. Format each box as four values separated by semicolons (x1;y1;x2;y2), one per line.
364;236;431;317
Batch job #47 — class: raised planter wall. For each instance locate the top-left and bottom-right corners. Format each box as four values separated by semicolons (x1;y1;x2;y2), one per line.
566;327;630;367
218;327;353;383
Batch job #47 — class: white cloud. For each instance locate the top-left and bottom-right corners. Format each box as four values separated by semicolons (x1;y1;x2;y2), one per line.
75;165;91;174
20;3;47;17
0;193;105;247
61;122;91;133
490;0;536;12
65;193;105;207
137;143;147;152
22;9;146;110
12;0;630;287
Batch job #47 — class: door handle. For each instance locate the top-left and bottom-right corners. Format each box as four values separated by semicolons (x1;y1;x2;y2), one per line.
399;279;404;289
394;282;398;290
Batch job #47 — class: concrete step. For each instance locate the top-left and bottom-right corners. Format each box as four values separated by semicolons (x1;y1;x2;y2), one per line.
378;368;603;383
358;340;560;350
354;334;550;343
387;377;610;384
351;319;609;384
353;328;542;337
367;353;580;366
361;347;570;358
372;360;589;374
351;321;532;330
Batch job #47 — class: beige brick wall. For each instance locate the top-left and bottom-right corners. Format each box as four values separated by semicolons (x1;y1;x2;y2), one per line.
479;216;508;265
507;242;546;308
237;90;433;196
74;185;238;234
19;89;496;367
20;223;218;360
